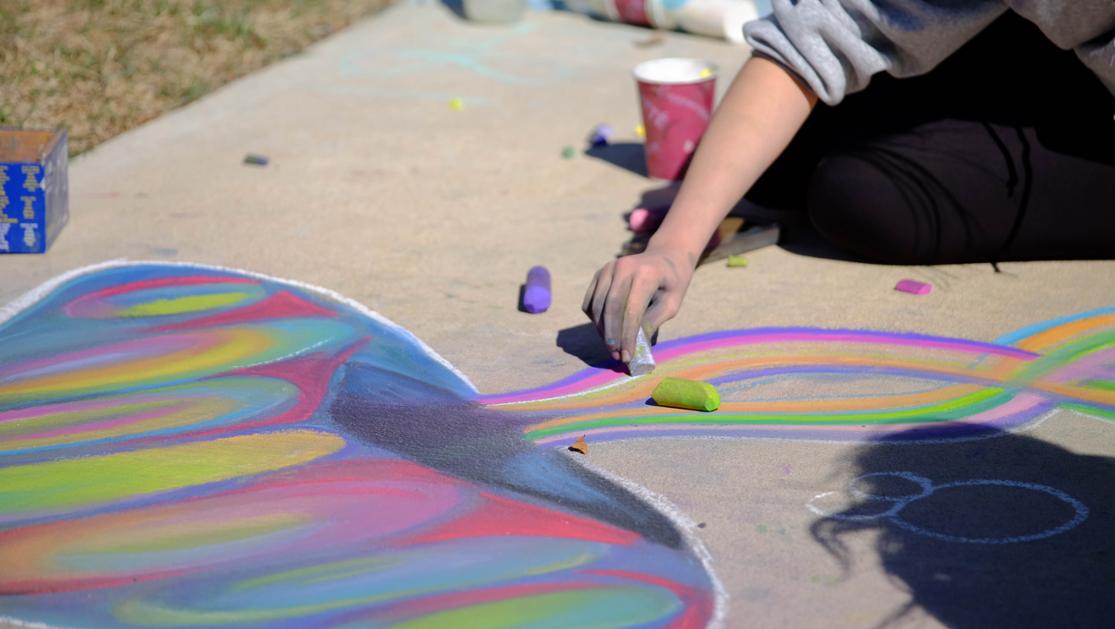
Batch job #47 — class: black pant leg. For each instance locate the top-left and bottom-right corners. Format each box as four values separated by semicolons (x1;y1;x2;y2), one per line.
745;10;1115;263
806;120;1115;264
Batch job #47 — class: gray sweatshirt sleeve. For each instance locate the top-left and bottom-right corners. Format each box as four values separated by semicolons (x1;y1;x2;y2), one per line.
744;0;1007;105
1012;2;1115;98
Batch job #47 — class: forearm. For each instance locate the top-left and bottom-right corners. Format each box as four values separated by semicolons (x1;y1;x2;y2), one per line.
647;55;818;265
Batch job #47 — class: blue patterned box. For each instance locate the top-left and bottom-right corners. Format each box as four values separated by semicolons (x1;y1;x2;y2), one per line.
0;128;69;253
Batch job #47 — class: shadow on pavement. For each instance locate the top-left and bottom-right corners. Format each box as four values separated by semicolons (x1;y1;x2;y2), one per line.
810;425;1115;628
556;322;626;373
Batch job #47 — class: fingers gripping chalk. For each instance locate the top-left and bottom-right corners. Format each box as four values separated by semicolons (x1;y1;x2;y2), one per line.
628;327;656;376
651;377;720;412
521;265;551;313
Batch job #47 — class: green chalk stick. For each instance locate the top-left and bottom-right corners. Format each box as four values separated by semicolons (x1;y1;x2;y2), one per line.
651;377;720;412
726;255;748;268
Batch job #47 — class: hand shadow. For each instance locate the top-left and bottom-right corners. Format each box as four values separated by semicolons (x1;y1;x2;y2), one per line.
556;322;627;374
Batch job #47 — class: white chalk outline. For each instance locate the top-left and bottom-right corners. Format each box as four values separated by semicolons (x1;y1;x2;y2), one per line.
571;454;728;629
0;616;70;629
807;471;1089;544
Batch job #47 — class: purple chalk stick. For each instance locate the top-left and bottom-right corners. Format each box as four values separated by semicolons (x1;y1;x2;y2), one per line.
590;123;614;147
894;279;932;295
521;265;551;313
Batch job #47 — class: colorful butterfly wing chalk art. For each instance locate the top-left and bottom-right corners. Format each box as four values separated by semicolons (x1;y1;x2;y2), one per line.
0;264;714;628
1;262;1113;627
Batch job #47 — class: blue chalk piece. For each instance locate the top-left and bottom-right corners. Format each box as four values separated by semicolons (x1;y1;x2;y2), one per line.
243;153;269;166
589;123;614;147
521;265;551;314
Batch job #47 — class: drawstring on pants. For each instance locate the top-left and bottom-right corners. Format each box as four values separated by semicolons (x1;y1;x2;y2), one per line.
983;123;1033;271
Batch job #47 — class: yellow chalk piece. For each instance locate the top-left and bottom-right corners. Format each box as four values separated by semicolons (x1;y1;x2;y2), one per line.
449;97;465;111
635;124;645;139
699;68;712;79
651;377;720;412
568;435;588;455
726;255;748;268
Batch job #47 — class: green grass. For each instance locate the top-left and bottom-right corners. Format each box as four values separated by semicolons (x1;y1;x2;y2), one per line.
0;0;394;155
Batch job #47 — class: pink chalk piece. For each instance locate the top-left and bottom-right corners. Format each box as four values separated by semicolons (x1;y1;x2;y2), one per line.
894;279;932;295
521;265;551;313
628;207;667;233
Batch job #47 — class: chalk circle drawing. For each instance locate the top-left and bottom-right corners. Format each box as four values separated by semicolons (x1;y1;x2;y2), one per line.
806;472;1089;544
0;261;1112;627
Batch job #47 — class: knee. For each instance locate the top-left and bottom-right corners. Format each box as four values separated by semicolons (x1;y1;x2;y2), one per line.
807;154;923;264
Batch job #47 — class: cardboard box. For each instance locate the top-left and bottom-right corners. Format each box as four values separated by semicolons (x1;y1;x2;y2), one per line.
0;127;69;253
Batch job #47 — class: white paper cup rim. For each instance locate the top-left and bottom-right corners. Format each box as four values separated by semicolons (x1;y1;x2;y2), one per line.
633;58;717;85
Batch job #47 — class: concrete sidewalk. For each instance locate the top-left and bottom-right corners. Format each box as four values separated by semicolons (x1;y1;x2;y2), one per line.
3;1;1113;626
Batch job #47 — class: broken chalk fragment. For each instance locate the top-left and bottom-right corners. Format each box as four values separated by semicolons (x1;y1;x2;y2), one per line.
568;435;588;455
562;145;576;159
895;279;932;295
449;97;465;111
726;255;748;268
635;124;645;139
628;327;655;376
521;265;551;313
243;154;269;166
652;377;720;412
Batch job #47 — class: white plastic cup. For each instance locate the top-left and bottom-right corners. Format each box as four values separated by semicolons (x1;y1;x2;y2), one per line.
462;0;527;24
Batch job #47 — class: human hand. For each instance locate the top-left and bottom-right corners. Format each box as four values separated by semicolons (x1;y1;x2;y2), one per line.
582;244;696;363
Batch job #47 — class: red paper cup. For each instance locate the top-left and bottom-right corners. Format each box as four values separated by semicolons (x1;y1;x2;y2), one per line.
611;0;652;26
633;58;717;180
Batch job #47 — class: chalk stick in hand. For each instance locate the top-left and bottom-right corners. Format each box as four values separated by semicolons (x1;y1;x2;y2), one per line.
521;265;551;313
628;327;656;376
651;377;720;412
